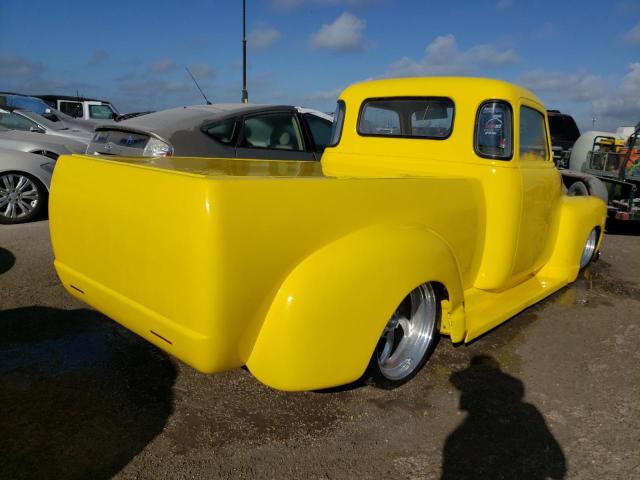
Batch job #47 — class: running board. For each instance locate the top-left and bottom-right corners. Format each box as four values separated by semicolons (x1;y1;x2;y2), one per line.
463;274;568;342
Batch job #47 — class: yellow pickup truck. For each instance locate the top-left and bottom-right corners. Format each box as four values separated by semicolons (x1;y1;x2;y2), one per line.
49;78;606;391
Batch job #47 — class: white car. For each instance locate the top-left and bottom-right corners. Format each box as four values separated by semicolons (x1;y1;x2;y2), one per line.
0;147;54;224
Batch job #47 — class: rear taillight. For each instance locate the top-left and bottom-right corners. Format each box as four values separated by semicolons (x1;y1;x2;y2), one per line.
143;137;174;157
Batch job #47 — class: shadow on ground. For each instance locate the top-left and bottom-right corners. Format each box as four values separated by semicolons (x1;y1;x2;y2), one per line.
606;218;640;236
0;247;15;275
441;356;566;480
0;306;177;480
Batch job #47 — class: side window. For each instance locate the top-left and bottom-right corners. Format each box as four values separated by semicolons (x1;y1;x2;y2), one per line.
60;101;83;118
0;112;38;131
304;113;332;151
359;98;454;138
520;107;548;161
240;112;304;151
204;118;237;145
89;104;116;119
475;101;513;159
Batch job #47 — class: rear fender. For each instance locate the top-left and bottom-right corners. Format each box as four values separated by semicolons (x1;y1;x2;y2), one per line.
246;224;465;391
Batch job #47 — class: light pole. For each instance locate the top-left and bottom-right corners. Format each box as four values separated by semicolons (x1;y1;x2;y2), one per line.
241;0;248;103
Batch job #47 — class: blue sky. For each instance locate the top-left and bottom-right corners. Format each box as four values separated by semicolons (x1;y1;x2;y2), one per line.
1;0;638;131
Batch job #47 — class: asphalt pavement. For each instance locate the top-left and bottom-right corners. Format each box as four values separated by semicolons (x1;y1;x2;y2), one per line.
1;220;638;480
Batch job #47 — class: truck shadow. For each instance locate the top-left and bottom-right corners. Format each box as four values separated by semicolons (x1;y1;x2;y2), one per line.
0;247;15;275
0;306;177;480
441;355;566;480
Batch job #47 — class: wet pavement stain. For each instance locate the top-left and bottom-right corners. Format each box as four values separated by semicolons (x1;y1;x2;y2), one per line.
0;306;176;480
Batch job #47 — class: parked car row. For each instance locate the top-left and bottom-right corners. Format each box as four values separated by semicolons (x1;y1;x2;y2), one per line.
0;90;334;224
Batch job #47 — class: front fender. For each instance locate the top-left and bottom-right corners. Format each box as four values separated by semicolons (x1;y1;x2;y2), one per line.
246;224;465;391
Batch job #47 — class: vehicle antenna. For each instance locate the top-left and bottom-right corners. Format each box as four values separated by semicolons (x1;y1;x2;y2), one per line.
241;0;248;103
185;67;212;105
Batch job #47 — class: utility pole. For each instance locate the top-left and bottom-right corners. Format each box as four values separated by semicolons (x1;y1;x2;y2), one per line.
592;116;597;129
241;0;248;103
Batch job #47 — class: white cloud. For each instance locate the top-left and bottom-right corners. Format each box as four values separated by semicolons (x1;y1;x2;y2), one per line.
386;34;517;77
519;70;603;102
248;24;281;51
591;63;640;128
496;0;513;10
624;22;640;44
309;12;366;52
149;58;175;74
304;87;343;101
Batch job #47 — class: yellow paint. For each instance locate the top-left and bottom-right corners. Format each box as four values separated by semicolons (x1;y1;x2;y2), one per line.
49;77;606;391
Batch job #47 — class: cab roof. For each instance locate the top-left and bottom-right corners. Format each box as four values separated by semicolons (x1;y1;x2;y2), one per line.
339;77;542;107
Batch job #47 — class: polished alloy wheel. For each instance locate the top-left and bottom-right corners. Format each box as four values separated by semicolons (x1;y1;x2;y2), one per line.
0;173;41;221
579;228;598;269
376;283;438;382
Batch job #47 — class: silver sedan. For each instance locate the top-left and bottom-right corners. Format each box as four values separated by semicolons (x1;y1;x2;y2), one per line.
0;147;53;224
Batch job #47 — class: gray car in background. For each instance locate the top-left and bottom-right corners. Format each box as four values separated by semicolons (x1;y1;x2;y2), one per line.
0;108;93;142
0;147;53;224
86;104;333;160
0;127;89;160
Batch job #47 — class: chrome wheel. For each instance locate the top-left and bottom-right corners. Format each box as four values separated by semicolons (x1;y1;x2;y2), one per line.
375;283;438;382
0;173;44;224
579;228;598;269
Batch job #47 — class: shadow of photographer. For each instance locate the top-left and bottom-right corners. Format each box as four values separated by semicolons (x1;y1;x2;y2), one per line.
0;306;177;480
441;355;566;480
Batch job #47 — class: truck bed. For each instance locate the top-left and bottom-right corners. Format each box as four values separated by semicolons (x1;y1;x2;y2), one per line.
50;155;483;374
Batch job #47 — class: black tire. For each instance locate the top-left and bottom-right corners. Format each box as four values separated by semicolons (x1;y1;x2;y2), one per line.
367;283;440;389
568;181;588;196
0;172;48;224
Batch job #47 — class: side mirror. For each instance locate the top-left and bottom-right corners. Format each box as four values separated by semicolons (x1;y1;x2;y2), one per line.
30;126;46;134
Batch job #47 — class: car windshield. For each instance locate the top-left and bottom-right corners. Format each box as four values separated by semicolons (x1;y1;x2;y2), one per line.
1;95;51;115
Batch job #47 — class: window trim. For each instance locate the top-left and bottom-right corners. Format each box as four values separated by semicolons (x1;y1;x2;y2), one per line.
237;110;307;152
519;105;550;162
474;99;514;161
356;96;455;140
327;100;345;147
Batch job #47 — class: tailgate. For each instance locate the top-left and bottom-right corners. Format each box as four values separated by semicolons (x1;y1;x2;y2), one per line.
49;155;230;372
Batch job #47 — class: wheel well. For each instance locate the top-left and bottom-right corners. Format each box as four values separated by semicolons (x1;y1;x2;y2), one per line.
29;150;59;161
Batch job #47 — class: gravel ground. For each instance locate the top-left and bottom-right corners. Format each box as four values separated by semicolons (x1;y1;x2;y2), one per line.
1;220;638;480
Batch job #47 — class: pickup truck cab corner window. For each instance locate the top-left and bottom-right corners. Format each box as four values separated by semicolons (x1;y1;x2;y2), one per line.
328;100;345;147
475;100;513;160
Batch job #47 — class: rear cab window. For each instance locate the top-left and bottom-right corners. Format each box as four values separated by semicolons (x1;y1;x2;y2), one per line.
358;98;454;139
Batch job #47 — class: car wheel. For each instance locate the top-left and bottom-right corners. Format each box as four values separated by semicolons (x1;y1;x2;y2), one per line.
579;228;598;269
368;283;440;389
568;180;589;196
0;172;47;224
